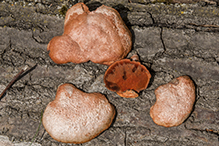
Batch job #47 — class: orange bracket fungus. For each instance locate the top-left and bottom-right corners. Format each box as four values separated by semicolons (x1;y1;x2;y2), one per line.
42;83;115;144
104;56;151;98
150;76;196;127
47;2;132;65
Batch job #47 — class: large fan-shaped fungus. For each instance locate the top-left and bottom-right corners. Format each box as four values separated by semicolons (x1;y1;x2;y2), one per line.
43;83;115;144
104;57;151;98
47;2;132;65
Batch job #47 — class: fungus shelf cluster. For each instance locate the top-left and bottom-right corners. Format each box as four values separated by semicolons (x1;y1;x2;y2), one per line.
43;2;196;144
47;2;132;65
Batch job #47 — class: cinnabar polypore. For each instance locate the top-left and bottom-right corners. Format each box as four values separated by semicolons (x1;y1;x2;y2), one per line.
104;58;151;98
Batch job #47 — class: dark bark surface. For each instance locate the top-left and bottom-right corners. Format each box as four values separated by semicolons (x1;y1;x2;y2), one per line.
0;0;218;145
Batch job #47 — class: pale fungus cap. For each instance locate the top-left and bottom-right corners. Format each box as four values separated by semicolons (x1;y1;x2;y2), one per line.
150;76;196;127
47;2;132;65
42;83;115;144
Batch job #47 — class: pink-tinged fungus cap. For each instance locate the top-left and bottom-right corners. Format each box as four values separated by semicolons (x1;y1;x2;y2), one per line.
150;76;196;127
42;83;115;144
47;2;132;65
104;59;151;98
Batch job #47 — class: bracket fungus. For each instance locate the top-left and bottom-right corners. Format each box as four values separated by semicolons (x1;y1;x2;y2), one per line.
47;2;132;65
104;56;151;98
150;76;196;127
42;83;115;144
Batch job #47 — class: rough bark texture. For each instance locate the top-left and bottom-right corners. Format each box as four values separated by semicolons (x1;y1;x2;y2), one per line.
0;0;218;146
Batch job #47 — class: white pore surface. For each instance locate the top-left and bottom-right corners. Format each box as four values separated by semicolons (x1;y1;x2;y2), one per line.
150;76;195;127
42;84;115;143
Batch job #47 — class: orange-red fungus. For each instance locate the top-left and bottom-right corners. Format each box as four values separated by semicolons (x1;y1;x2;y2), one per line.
104;59;151;98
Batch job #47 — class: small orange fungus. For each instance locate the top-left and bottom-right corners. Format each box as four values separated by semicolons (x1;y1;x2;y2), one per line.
104;58;151;98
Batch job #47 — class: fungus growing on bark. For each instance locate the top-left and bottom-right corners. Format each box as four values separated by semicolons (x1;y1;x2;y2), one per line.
42;83;115;144
150;76;196;127
47;2;132;65
104;56;151;98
